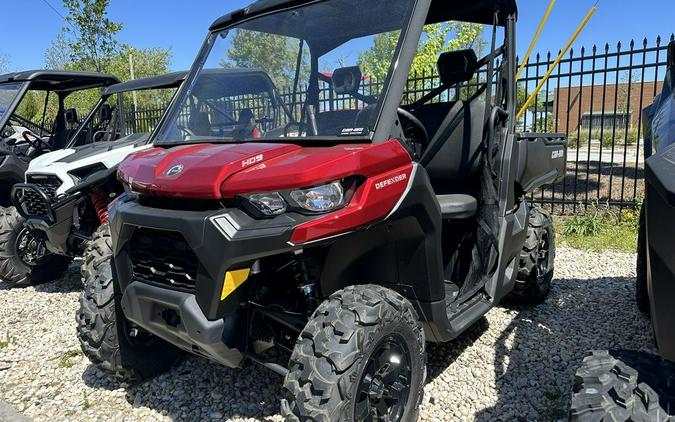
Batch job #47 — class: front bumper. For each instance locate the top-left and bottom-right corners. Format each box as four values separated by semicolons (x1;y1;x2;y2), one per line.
12;183;80;255
121;281;245;367
109;195;313;364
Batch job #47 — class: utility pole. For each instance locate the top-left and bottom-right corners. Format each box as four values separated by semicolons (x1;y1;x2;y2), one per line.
128;50;138;110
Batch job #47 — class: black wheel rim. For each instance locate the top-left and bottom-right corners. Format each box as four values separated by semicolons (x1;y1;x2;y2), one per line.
536;231;551;278
354;334;412;422
15;228;47;267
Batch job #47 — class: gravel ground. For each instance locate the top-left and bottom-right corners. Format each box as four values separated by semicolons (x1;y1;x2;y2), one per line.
0;246;656;422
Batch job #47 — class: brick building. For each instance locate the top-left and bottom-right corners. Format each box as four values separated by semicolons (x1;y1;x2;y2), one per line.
551;81;663;133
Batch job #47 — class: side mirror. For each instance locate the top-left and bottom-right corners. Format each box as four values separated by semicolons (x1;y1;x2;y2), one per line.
668;40;674;70
332;66;362;95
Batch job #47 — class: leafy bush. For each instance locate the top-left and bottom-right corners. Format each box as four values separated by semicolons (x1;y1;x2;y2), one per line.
567;127;639;149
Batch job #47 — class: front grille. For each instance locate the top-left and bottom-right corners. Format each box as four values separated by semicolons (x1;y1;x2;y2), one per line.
19;188;51;217
18;175;63;219
129;227;199;292
27;175;62;201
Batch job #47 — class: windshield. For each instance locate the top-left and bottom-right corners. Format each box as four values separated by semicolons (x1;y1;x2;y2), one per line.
155;0;416;145
0;83;24;122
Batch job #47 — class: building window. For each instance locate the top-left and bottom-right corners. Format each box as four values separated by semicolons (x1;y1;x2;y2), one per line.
581;112;631;130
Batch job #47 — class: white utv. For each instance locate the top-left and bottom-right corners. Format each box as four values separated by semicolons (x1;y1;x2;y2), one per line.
4;72;186;287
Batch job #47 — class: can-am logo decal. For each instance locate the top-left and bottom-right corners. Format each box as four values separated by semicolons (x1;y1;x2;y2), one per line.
242;154;264;167
551;149;564;159
166;164;184;176
375;173;407;190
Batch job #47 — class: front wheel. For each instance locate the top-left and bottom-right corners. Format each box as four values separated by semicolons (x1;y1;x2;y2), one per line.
282;285;426;422
76;224;182;382
507;207;556;304
0;206;71;287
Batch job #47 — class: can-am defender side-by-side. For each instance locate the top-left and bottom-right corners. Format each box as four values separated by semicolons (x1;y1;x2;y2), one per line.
77;0;567;420
6;72;187;288
570;41;675;422
0;70;119;286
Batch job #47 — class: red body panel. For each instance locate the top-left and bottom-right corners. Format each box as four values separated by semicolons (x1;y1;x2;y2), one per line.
117;139;414;244
118;143;301;199
289;163;414;244
220;141;411;197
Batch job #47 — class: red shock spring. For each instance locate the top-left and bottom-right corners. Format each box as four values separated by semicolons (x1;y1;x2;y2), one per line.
91;191;110;224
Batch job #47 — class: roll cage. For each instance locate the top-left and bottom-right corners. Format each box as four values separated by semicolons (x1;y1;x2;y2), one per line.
176;0;520;145
0;70;119;149
65;71;188;148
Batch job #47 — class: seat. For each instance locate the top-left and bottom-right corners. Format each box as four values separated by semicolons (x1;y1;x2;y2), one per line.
413;50;486;219
189;111;211;136
436;194;478;219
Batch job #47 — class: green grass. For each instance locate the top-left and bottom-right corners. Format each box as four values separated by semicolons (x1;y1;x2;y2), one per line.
555;205;639;253
82;391;91;410
58;349;82;368
0;339;9;349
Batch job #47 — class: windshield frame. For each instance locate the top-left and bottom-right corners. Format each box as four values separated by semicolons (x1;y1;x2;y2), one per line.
151;0;425;146
0;82;30;133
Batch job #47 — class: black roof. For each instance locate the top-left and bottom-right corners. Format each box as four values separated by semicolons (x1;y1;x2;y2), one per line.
103;71;188;96
0;70;119;93
211;0;517;32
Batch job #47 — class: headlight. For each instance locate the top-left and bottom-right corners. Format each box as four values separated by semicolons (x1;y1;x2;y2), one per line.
240;181;348;218
243;192;287;216
289;181;344;212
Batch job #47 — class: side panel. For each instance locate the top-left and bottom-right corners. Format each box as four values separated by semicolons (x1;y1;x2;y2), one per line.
514;133;567;193
319;165;445;304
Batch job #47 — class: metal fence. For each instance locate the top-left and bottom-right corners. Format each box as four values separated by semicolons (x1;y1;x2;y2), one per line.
129;34;674;214
520;35;674;214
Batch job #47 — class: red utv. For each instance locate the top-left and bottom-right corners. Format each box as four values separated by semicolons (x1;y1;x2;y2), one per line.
77;0;567;420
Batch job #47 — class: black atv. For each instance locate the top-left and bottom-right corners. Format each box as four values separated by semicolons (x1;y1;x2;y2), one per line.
77;1;568;420
0;70;119;286
570;41;675;422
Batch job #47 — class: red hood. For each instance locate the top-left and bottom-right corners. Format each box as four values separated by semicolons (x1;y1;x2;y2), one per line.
118;140;411;199
118;143;301;199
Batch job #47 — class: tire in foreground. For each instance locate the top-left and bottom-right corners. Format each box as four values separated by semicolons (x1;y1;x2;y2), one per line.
570;350;675;421
282;284;426;422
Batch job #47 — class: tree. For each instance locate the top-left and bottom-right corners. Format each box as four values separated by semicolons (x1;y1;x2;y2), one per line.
358;23;485;82
62;0;123;72
221;29;309;88
45;29;73;70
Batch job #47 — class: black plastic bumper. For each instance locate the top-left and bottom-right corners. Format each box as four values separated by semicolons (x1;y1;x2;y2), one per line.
109;194;313;363
121;281;244;368
645;148;675;363
12;183;80;256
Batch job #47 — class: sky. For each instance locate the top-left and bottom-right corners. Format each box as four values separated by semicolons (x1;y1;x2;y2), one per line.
0;0;673;73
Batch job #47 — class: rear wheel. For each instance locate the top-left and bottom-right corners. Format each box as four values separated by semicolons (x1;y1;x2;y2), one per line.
282;285;426;422
508;207;556;304
570;350;675;421
76;224;182;382
0;206;71;287
636;203;650;315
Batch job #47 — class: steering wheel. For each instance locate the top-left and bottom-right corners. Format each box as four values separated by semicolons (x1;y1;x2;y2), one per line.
397;108;429;152
22;131;53;153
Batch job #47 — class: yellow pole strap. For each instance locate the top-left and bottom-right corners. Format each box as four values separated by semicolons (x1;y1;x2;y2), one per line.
517;6;597;121
516;0;557;81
